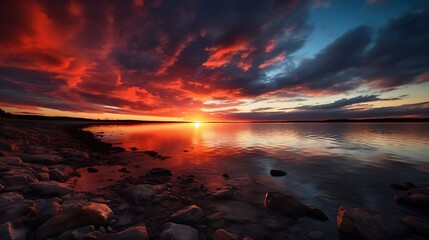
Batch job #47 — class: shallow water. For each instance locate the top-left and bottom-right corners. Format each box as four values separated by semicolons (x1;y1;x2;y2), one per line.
76;122;429;238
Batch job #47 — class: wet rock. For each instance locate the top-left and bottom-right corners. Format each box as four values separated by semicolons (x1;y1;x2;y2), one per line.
0;221;29;240
36;202;114;240
407;187;429;196
48;165;74;182
222;174;229;179
29;200;61;226
87;167;99;173
130;147;138;151
0;192;36;224
118;168;130;173
118;202;130;211
270;170;286;177
30;181;72;196
390;183;410;191
402;216;429;237
0;156;23;166
212;187;236;200
127;184;165;204
213;229;239;240
102;225;149;240
34;173;49;181
160;222;199;240
394;194;429;209
214;201;258;223
1;174;39;186
0;184;3;192
22;154;64;165
111;146;126;153
71;225;96;239
144;151;159;157
149;168;173;177
264;192;328;221
170;205;204;225
337;205;407;240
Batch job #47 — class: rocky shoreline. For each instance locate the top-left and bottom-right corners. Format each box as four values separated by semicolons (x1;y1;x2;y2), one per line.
1;118;428;240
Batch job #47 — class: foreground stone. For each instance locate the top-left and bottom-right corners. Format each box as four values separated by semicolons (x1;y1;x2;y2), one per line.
0;221;29;240
127;184;165;204
101;225;149;240
213;229;239;240
36;202;114;240
212;187;236;200
29;200;62;227
214;201;258;223
29;181;72;196
160;222;199;240
337;206;407;240
402;216;429;237
170;205;204;225
264;192;328;221
0;192;36;224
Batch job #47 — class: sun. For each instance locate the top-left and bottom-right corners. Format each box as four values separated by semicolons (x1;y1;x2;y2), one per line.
193;121;201;128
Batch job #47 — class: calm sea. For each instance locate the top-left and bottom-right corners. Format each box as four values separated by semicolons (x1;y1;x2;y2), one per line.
75;122;429;238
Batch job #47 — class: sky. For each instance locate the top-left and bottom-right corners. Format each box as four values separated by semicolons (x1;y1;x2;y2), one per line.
0;0;428;121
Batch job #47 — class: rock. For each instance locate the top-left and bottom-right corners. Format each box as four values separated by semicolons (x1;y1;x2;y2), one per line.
30;181;72;196
394;194;429;209
160;223;199;240
170;205;204;224
29;200;61;226
0;156;23;165
390;183;410;191
114;214;133;228
1;174;38;186
36;202;114;240
270;170;286;177
48;165;74;182
118;202;130;211
263;219;284;231
337;206;407;240
149;168;173;177
144;151;159;157
222;174;229;179
71;225;95;239
264;192;328;221
102;225;149;240
22;154;64;165
34;173;49;181
307;230;324;239
127;184;165;204
407;187;429;196
212;187;236;200
0;193;36;224
213;229;239;240
214;201;258;223
118;168;130;173
0;221;30;240
130;147;138;151
87;167;99;173
402;216;429;237
0;184;3;192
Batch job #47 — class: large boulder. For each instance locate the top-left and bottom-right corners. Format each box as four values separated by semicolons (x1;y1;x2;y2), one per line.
36;202;114;240
29;181;72;196
101;225;149;240
160;223;199;240
337;206;407;240
264;192;328;221
0;192;36;224
170;205;204;225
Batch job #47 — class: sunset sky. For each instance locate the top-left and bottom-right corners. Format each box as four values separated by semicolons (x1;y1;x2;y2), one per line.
1;0;428;121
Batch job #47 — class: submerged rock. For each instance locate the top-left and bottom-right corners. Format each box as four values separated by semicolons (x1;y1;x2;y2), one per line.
212;187;237;200
149;168;173;177
170;205;204;225
36;202;113;240
264;192;328;221
160;222;199;240
213;229;239;240
270;169;287;177
130;147;138;151
337;205;407;240
394;194;429;209
402;216;429;237
29;181;72;196
144;151;159;158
